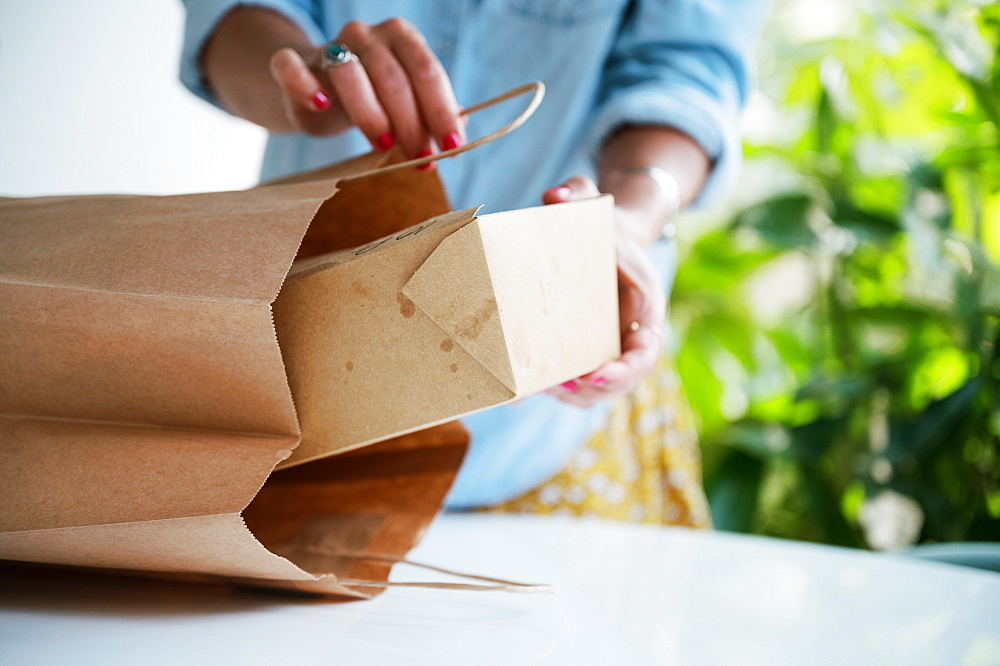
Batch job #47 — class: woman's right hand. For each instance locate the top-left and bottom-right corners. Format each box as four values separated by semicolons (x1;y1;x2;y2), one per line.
268;18;466;159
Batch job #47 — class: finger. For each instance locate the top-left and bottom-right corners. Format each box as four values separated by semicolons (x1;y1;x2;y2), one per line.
379;18;465;151
545;379;615;409
270;48;329;114
546;318;663;407
351;37;428;157
618;272;663;336
541;175;600;205
616;242;667;337
272;49;348;136
542;186;573;205
324;59;393;149
588;324;662;387
545;380;602;408
323;27;393;149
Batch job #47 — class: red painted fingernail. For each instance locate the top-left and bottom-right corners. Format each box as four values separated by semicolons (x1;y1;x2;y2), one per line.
377;132;394;151
415;149;435;172
590;376;607;387
560;380;579;392
553;186;572;199
312;91;330;111
441;130;462;151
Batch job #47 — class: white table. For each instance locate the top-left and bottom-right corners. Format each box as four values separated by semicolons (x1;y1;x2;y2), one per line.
2;514;998;665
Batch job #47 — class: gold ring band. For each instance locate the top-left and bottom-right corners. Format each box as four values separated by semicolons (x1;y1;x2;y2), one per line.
627;321;663;338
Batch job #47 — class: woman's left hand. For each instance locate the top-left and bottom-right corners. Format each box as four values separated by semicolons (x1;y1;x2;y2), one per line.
542;176;666;408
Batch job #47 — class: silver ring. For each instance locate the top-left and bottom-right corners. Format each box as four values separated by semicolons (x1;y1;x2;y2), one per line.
321;43;358;68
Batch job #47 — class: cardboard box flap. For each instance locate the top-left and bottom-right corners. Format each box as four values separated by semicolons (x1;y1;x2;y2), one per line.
404;195;620;395
402;222;517;392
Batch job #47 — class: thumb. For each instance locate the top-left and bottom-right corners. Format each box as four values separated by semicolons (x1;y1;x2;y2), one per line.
541;175;600;205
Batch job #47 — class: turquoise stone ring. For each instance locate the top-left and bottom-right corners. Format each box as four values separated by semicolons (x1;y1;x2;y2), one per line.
321;43;357;68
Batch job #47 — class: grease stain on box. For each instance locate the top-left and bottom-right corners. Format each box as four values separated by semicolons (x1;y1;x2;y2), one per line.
455;298;497;341
396;292;416;319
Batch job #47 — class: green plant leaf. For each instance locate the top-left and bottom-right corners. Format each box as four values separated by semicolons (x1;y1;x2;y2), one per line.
831;196;900;242
676;334;726;435
802;475;858;546
706;451;766;532
713;421;791;459
706;312;758;369
795;374;870;406
676;0;999;548
788;418;846;466
816;87;837;154
731;193;819;249
888;378;982;463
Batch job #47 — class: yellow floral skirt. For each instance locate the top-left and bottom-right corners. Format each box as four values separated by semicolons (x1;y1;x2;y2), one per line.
485;355;711;528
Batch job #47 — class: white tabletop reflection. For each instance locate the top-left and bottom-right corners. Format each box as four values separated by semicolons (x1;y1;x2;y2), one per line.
2;514;998;665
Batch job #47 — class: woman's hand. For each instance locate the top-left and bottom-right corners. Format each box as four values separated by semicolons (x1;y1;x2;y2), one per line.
542;177;667;408
270;18;465;158
205;9;465;160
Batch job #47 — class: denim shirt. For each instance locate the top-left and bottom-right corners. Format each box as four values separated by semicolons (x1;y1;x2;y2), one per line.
180;0;769;507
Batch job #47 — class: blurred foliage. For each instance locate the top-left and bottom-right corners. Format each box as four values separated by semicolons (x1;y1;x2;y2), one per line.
672;0;1000;547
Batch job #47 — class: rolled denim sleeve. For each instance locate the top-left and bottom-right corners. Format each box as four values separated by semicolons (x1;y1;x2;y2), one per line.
588;0;770;207
180;0;327;108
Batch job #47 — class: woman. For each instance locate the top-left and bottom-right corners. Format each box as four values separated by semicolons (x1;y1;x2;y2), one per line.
180;0;769;525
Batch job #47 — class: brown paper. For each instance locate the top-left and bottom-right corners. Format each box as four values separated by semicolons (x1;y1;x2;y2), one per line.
0;83;619;597
275;194;619;467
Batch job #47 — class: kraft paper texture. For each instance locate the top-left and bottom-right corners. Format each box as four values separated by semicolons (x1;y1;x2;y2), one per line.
0;85;619;597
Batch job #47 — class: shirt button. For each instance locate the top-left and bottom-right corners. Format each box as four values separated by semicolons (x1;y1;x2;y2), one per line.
439;39;456;55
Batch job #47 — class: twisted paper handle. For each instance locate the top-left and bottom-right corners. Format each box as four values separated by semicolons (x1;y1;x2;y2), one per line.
295;547;555;593
341;81;546;183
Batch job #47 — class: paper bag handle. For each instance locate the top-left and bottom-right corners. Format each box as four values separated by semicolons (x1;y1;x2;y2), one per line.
340;81;546;183
292;547;554;593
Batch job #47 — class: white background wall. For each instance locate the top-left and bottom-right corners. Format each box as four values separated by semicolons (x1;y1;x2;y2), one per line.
0;1;266;196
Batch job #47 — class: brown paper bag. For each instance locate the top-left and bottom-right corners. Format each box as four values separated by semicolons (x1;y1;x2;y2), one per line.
0;84;618;597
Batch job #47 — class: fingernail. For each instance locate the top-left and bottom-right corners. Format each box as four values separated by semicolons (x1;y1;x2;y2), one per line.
560;380;579;392
415;149;435;172
440;130;462;151
553;186;572;199
590;376;607;387
377;132;394;151
312;91;330;111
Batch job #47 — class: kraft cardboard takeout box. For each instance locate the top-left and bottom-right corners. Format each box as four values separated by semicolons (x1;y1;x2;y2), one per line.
0;84;620;597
